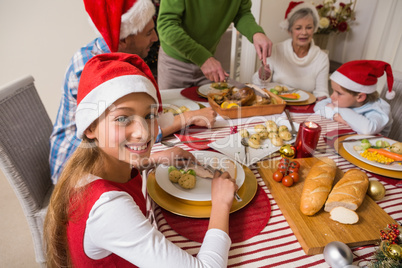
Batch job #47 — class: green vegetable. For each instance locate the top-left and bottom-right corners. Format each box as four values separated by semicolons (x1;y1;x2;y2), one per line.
179;169;186;174
186;169;196;176
360;139;371;150
376;140;390;148
168;166;177;173
270;88;279;95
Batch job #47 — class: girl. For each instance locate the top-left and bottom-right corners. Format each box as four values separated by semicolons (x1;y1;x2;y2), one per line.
44;53;238;267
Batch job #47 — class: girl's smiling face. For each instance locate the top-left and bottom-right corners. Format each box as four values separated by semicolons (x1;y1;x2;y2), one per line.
85;93;159;172
290;15;315;47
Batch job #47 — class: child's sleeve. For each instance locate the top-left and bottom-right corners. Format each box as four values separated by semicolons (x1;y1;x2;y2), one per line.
314;98;336;119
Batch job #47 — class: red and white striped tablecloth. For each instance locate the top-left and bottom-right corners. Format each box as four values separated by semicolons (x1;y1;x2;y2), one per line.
150;113;402;268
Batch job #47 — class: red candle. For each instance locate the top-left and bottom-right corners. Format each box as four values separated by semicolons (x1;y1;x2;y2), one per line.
294;121;321;158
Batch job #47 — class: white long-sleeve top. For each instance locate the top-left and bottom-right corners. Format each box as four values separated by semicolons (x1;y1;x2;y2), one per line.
314;97;393;136
83;180;231;268
252;38;330;98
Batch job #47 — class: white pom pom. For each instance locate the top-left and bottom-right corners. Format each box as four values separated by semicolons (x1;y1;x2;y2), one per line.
279;20;289;31
386;90;395;100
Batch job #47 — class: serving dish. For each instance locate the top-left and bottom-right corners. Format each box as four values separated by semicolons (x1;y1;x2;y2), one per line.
154;151;245;202
209;118;299;166
197;83;232;98
207;90;286;119
147;166;258;218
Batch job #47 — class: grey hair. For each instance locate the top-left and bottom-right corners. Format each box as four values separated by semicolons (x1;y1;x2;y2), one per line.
288;8;317;32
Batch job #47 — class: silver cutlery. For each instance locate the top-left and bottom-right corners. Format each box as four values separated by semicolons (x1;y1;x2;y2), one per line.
284;109;298;138
241;137;249;166
203;164;242;202
387;160;402;166
161;139;211;147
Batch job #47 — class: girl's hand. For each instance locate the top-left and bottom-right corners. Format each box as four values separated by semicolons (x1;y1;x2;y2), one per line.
211;171;238;210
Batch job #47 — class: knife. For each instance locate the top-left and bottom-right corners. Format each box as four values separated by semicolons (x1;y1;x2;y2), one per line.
339;136;381;143
203;163;243;202
226;77;269;97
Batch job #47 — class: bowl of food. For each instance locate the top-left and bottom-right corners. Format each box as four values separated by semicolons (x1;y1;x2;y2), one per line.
207;84;286;119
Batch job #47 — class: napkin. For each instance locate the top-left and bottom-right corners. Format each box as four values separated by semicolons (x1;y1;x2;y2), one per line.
174;134;213;150
324;128;357;148
161;186;270;243
180;87;207;102
286;103;315;113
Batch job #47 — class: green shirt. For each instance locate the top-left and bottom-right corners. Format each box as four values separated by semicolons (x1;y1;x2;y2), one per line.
157;0;265;67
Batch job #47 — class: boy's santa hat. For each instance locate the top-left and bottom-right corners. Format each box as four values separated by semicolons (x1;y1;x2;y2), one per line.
280;1;319;32
330;60;395;100
84;0;155;52
76;52;162;138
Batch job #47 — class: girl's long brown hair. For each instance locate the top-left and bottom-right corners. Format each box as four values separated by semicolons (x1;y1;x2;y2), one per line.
44;138;106;267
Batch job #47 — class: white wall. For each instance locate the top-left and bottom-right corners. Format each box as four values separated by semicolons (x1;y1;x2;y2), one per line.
0;0;96;122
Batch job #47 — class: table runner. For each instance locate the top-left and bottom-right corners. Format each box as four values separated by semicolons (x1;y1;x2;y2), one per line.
161;185;270;243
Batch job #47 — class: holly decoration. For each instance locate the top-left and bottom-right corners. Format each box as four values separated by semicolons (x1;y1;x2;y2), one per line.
380;224;401;244
230;126;238;134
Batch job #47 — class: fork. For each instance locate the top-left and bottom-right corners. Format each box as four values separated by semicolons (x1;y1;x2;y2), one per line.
284;109;298;138
203;164;242;202
161;139;210;147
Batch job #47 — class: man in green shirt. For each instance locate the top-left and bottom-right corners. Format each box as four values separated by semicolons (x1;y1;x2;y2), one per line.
157;0;272;89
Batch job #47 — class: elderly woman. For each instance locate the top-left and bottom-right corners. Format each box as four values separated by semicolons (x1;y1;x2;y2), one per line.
252;2;329;101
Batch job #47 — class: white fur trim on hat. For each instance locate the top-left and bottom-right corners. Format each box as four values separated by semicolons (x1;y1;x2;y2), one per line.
120;0;155;39
280;3;320;32
76;74;158;138
330;71;377;94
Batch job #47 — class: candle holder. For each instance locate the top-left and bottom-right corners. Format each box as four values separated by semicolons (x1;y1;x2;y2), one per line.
294;121;321;158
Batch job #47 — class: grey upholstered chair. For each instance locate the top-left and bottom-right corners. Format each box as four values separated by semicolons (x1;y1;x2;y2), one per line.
380;70;402;142
0;75;53;266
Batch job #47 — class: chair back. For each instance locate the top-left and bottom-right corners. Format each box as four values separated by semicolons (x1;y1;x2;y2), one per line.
0;75;53;265
380;70;402;142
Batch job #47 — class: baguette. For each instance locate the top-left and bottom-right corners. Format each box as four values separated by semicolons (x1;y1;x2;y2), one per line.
329;207;359;224
300;158;337;216
324;169;369;212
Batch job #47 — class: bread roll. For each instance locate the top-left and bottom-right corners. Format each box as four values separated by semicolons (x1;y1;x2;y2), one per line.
300;158;337;216
329;207;359;224
324;169;369;212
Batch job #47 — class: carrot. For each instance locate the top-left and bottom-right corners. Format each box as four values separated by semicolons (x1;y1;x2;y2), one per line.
367;148;402;161
279;94;299;100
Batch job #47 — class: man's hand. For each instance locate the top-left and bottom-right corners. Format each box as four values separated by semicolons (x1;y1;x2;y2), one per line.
201;57;229;83
253;33;272;66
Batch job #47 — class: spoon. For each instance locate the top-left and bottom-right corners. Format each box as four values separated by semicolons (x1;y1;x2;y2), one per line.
241;137;249;166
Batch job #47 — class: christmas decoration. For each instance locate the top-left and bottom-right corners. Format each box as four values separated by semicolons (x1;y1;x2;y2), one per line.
279;144;296;158
323;241;354;268
230;126;238;134
367;180;386;201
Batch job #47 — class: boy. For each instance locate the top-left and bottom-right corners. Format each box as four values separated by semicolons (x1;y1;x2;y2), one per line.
314;60;394;135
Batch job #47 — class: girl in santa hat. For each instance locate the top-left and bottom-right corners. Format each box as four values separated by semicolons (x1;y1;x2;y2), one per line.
44;53;237;267
314;60;394;135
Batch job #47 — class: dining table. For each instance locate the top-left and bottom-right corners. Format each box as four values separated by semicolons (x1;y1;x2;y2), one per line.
146;86;402;267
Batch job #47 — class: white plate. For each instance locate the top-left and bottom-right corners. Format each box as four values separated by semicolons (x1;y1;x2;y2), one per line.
343;135;402;171
263;82;309;102
155;151;245;201
209;118;299;166
163;99;200;113
198;83;232;97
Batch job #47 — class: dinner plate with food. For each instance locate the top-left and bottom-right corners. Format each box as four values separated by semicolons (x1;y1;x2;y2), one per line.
263;83;309;102
155;151;245;201
209;118;299;166
162;99;200;115
342;135;402;171
197;82;232;98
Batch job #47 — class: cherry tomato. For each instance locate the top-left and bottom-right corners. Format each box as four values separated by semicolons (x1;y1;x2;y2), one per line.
279;158;290;165
289;172;300;183
278;162;288;170
282;175;294;187
278;168;287;175
289;161;300;169
288;166;299;174
272;171;284;182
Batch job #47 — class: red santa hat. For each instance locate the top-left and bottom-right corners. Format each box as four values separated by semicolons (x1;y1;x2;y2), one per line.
330;60;395;100
76;52;162;138
280;1;320;32
84;0;155;52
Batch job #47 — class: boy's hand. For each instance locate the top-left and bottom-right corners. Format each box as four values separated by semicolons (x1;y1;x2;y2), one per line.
333;113;349;126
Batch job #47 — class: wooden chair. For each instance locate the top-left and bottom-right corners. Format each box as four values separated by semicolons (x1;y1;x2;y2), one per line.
0;75;53;266
380;70;402;142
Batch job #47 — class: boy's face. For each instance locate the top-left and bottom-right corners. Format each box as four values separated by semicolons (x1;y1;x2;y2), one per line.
85;93;159;172
330;81;362;108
